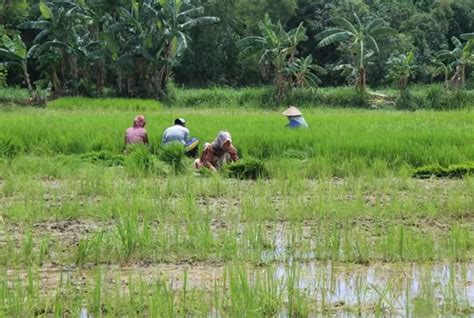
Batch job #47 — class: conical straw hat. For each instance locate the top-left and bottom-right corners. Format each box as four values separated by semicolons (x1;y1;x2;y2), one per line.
282;106;302;116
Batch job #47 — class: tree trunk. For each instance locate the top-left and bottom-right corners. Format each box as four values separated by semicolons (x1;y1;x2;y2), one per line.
51;70;62;97
444;69;449;90
449;64;465;88
22;61;39;103
356;67;366;90
96;61;105;96
0;0;12;25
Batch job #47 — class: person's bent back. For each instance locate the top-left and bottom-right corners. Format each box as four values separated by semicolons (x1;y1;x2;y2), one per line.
162;118;189;145
125;115;148;145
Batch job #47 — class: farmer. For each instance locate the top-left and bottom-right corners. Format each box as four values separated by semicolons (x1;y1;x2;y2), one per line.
194;131;239;171
162;118;199;157
125;115;148;145
282;106;308;128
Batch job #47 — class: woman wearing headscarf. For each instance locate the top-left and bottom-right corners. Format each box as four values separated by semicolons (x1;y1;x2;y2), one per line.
194;131;239;171
125;115;149;145
282;106;309;128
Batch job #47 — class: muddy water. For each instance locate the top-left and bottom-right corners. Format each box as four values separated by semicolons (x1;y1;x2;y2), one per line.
274;262;473;312
5;261;473;314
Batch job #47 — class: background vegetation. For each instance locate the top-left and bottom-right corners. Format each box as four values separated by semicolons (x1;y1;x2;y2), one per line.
0;0;473;103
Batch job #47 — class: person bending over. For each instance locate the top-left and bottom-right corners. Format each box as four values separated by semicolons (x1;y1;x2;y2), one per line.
194;131;238;171
162;118;199;157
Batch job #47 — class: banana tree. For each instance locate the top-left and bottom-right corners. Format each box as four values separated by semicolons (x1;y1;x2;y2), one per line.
431;54;454;90
113;0;219;98
436;33;474;88
238;14;310;100
386;51;418;91
0;33;37;98
19;0;90;95
316;12;394;91
287;55;326;88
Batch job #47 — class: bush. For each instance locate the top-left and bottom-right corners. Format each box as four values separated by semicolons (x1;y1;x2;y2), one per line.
423;86;468;110
395;89;418;111
412;162;474;179
226;158;269;180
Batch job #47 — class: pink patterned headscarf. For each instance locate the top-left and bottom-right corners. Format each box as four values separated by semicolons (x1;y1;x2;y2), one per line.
133;115;146;128
213;131;232;148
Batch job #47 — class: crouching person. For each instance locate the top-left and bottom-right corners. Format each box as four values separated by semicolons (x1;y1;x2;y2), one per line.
162;118;199;158
194;131;238;171
125;115;149;152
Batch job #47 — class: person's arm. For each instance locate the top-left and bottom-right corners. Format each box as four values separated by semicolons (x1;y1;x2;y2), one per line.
228;145;239;162
201;147;217;171
143;131;149;145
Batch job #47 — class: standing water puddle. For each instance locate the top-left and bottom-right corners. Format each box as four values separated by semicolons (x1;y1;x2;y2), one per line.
5;261;473;315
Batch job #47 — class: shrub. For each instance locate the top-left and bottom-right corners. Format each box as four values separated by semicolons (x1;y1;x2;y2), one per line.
226;158;269;180
395;89;418;111
424;86;468;110
0;66;7;88
412;162;474;179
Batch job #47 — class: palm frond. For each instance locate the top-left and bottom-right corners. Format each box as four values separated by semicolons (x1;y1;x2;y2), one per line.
369;26;395;37
317;31;352;48
332;17;357;34
366;35;379;54
179;16;219;30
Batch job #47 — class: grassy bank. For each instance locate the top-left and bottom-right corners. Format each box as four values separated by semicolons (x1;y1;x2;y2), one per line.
3;85;473;110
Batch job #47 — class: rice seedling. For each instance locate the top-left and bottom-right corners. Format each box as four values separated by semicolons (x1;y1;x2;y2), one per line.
0;103;472;316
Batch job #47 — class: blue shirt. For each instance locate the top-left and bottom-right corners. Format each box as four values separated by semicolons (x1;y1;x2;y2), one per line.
288;116;309;129
162;125;190;144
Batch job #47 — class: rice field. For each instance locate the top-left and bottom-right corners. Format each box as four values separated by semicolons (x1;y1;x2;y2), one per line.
0;101;473;316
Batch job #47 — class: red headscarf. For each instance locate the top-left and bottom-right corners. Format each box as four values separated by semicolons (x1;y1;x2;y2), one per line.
133;115;146;128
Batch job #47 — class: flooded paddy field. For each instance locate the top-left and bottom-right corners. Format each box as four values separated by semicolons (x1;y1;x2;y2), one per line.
0;108;473;316
1;175;472;316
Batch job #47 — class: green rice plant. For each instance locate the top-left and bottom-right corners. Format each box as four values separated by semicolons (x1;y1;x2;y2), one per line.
226;158;269;180
158;142;188;174
413;162;474;179
75;238;94;267
80;150;125;167
0;137;21;159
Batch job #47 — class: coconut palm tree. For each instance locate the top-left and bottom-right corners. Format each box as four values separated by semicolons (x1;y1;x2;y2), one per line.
316;12;394;91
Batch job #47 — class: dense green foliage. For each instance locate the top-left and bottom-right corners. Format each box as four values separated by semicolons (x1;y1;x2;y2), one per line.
0;0;473;99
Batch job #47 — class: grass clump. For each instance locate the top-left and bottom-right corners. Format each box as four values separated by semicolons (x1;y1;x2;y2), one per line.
226;158;268;179
0;138;22;159
413;162;474;179
158;143;188;174
80;150;125;167
125;144;169;176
